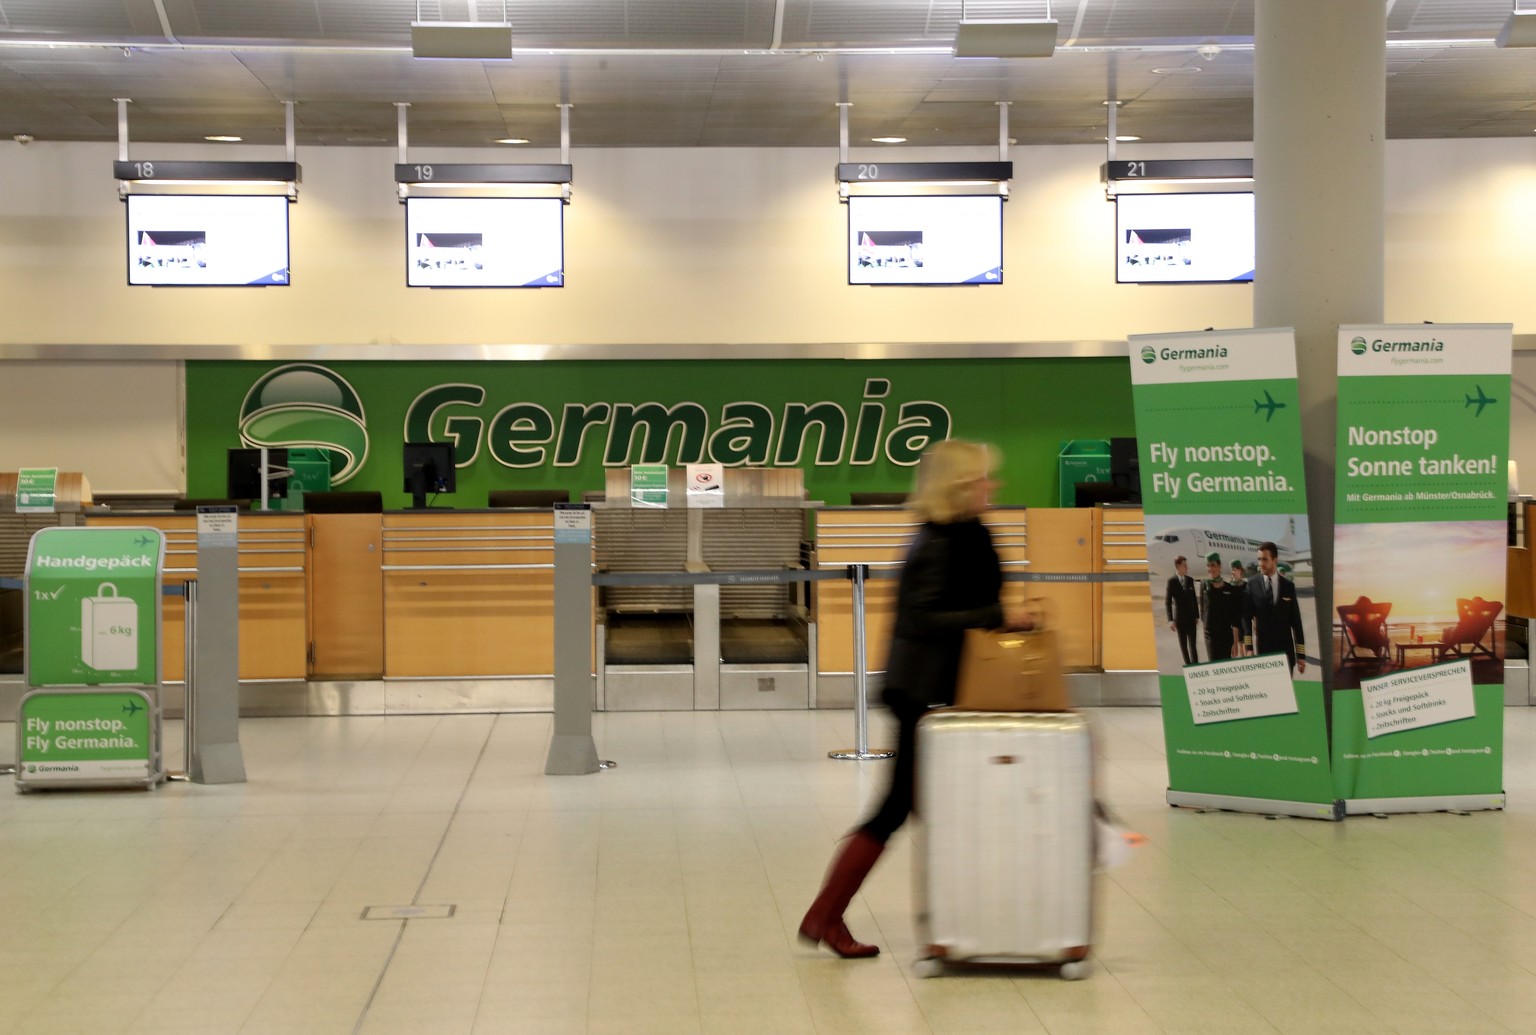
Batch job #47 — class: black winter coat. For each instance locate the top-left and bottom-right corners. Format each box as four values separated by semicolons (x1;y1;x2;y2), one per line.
881;518;1005;711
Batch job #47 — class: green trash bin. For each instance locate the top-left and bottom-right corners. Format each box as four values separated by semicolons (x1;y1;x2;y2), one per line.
1058;440;1112;507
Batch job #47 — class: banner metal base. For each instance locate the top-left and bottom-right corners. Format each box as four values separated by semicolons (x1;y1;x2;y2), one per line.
829;749;895;761
1343;793;1505;816
1167;789;1344;821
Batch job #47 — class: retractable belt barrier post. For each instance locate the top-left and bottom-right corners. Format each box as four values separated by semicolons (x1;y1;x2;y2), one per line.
829;563;896;762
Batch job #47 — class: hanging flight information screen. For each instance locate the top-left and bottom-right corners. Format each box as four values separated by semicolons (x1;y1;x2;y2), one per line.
1115;192;1255;283
126;194;291;286
847;195;1003;285
405;196;564;288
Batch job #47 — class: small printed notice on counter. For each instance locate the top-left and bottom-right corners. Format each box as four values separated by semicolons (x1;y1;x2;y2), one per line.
1362;660;1476;739
552;502;592;544
1185;654;1298;725
630;465;669;508
685;464;724;507
16;468;59;513
196;505;238;547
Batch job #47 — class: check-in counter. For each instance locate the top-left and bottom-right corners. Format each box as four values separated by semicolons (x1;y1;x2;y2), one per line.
38;499;1161;715
593;499;815;711
381;510;555;680
83;511;308;688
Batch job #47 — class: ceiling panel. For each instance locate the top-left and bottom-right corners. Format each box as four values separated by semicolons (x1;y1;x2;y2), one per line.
0;0;1531;148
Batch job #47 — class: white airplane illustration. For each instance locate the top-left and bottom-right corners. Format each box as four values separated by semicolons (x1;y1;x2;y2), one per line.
1149;516;1311;582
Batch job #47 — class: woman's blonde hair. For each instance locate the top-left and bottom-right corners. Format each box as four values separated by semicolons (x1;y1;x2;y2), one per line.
908;439;996;524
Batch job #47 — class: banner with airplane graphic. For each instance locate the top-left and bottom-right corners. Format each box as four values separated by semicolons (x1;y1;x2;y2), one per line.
1130;327;1338;819
1330;323;1511;814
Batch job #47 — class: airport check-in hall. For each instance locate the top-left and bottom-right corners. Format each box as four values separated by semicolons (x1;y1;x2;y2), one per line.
4;1;1536;1033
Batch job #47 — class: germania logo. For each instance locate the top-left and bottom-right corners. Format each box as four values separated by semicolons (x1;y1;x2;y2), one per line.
239;364;369;484
1350;336;1368;355
1140;346;1157;364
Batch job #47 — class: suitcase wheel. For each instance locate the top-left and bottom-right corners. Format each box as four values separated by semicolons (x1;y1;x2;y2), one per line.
912;957;945;980
1059;960;1091;981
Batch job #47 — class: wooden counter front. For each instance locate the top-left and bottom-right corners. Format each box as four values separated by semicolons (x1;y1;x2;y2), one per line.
814;507;1155;678
381;511;555;678
84;512;307;681
1099;507;1156;670
814;508;1028;674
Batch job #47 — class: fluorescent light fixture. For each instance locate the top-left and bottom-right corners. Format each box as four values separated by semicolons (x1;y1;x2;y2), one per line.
1151;66;1201;75
954;19;1058;58
410;21;513;59
1496;10;1536;46
1107;135;1141;141
494;137;530;144
871;136;907;144
204;135;242;142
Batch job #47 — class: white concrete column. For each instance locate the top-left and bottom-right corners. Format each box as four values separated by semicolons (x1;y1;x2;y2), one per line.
1254;0;1385;685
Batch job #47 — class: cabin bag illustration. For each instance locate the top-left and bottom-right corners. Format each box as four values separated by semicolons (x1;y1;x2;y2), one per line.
81;582;138;671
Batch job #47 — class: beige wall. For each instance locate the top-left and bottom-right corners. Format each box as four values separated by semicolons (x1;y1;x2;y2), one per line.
0;140;1261;346
2;136;1534;492
3;138;1533;346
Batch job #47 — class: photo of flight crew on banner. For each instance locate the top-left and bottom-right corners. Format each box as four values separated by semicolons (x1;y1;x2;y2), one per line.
1145;513;1321;681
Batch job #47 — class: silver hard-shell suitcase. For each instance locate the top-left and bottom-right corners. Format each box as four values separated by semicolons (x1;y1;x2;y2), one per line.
913;709;1095;979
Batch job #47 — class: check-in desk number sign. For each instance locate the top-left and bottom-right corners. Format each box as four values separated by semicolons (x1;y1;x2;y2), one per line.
81;583;138;671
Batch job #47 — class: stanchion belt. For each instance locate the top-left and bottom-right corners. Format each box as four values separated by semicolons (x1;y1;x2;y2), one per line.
0;577;187;595
590;568;1148;586
592;569;843;587
859;568;1148;583
1009;571;1149;583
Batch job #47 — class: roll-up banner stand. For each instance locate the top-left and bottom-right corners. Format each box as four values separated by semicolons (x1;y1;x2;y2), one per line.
17;526;166;790
1129;328;1339;820
1331;324;1510;815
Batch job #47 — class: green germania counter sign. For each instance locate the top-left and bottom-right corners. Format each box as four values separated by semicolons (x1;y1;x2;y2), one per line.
185;357;1142;506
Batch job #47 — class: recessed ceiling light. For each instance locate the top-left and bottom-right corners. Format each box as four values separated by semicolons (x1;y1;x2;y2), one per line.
1151;66;1202;75
495;137;530;144
871;136;907;144
204;135;242;142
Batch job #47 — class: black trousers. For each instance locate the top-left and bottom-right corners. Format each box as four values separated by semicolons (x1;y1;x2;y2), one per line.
1175;622;1199;665
859;698;927;844
1206;633;1234;661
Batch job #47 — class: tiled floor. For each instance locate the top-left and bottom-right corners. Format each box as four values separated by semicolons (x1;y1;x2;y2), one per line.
1;706;1535;1034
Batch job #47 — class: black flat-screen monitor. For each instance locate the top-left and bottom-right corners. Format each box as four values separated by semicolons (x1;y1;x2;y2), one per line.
127;194;290;286
405;196;564;287
1075;481;1134;508
488;489;571;508
1109;437;1142;503
226;447;289;505
847;195;1003;285
1115;192;1254;283
403;441;456;508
